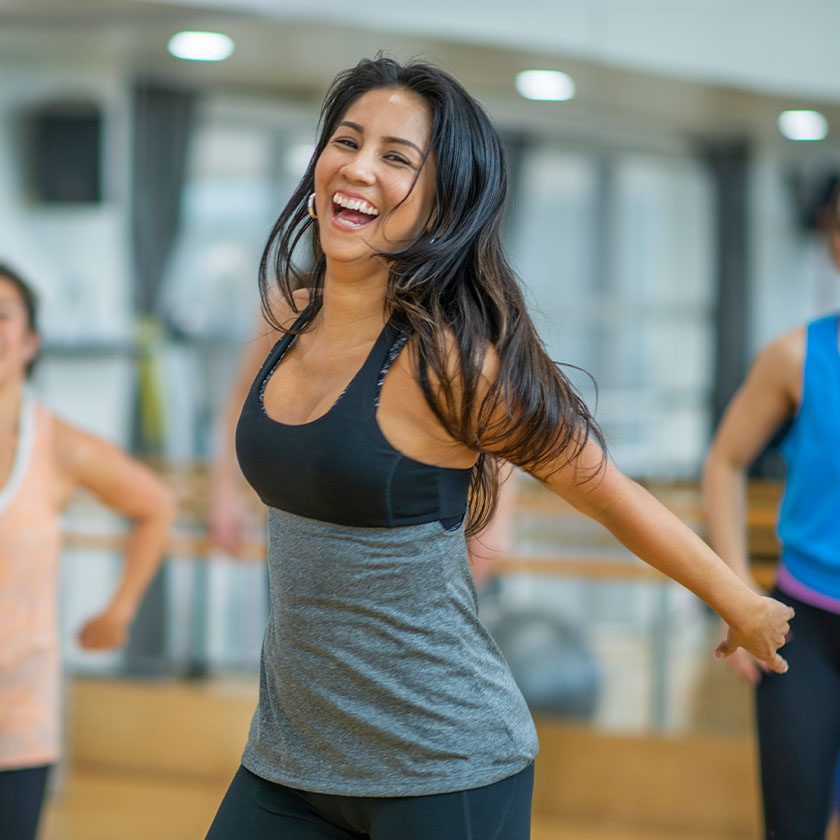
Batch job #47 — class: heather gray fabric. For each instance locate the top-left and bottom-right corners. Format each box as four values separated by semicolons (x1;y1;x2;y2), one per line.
241;508;538;797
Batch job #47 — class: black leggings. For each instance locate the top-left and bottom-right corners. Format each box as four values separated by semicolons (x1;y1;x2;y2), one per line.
206;763;534;840
757;589;840;840
0;765;51;840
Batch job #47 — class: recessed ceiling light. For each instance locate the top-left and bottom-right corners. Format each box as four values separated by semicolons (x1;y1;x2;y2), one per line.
778;110;828;142
167;31;235;62
515;70;575;102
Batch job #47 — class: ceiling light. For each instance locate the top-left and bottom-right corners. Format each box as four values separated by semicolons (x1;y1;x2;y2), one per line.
515;70;575;102
778;110;828;142
167;31;235;62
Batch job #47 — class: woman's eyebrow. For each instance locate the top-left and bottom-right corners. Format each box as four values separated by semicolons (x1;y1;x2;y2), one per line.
337;121;423;156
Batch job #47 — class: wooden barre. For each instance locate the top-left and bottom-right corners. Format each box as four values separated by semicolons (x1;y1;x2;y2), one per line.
62;532;778;586
64;532;266;563
494;556;664;580
62;531;665;578
496;556;777;589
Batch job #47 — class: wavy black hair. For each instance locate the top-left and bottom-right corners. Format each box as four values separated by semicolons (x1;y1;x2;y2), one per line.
259;56;605;535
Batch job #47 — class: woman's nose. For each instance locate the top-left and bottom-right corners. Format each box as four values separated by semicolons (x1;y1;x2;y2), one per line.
340;150;376;184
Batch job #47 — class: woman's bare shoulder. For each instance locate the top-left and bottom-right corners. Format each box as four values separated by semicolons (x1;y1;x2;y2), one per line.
751;325;805;403
50;413;123;471
760;325;805;371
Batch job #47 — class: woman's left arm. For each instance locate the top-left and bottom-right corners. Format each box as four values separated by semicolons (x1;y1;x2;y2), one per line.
530;435;792;672
55;418;176;650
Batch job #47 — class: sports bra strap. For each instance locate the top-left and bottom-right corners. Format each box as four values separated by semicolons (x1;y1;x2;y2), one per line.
374;331;410;408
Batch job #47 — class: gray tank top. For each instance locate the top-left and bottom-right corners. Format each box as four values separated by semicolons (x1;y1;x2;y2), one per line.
238;306;538;796
241;509;537;796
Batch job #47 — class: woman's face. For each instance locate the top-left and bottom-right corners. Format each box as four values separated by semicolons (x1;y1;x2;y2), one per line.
313;86;436;267
0;277;38;384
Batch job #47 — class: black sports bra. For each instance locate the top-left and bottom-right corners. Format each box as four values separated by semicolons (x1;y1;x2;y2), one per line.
235;304;473;529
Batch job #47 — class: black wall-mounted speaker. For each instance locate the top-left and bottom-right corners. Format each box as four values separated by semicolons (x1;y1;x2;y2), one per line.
27;104;102;204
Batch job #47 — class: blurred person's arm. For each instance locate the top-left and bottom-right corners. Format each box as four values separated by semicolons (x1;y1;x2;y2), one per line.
54;420;176;650
209;288;310;554
467;464;516;589
209;322;278;554
701;329;803;682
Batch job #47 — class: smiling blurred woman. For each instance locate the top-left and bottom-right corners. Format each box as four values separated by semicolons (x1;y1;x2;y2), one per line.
205;57;794;840
0;264;174;840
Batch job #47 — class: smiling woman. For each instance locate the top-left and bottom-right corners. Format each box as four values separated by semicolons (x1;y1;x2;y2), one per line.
205;56;796;840
0;264;174;840
313;89;434;250
256;58;603;522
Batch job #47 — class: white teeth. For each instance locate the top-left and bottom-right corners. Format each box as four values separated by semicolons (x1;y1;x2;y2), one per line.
332;191;379;217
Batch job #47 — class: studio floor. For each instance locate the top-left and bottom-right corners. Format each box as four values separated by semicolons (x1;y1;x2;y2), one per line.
35;675;784;840
41;767;754;840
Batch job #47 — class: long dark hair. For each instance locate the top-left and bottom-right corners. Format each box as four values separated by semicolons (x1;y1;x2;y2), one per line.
260;56;605;535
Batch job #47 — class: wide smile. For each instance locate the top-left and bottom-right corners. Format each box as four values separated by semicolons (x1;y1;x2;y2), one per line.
329;190;380;231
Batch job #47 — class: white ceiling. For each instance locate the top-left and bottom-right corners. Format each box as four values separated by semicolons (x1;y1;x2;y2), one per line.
0;0;838;140
127;0;840;104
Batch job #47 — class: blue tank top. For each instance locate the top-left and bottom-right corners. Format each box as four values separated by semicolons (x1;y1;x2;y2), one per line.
778;313;840;600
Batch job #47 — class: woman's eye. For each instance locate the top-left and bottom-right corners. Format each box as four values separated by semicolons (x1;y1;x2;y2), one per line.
334;137;357;149
385;154;410;165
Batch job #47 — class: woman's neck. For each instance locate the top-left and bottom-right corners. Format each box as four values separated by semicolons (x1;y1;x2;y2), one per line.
318;262;389;341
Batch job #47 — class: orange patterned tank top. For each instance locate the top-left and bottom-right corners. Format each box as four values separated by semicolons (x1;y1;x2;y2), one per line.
0;393;63;769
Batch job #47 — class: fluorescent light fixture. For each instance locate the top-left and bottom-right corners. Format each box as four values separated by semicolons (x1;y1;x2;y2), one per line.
167;31;235;62
516;70;575;102
778;110;828;141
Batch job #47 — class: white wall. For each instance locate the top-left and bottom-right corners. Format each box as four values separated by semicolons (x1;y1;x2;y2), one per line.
0;56;135;441
749;146;840;357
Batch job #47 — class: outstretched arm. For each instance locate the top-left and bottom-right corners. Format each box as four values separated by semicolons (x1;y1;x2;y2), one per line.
472;346;794;673
532;438;792;670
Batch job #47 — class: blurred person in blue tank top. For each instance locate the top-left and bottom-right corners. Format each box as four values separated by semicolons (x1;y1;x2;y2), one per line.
704;179;840;840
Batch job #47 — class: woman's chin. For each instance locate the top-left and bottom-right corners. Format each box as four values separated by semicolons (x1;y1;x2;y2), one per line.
320;237;380;265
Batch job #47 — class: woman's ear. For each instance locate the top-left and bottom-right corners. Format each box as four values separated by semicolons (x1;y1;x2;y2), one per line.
23;331;40;367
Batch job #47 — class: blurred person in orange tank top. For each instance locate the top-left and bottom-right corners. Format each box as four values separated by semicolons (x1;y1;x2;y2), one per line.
0;263;175;840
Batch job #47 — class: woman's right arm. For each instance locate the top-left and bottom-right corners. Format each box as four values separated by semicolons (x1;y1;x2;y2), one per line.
702;329;803;681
